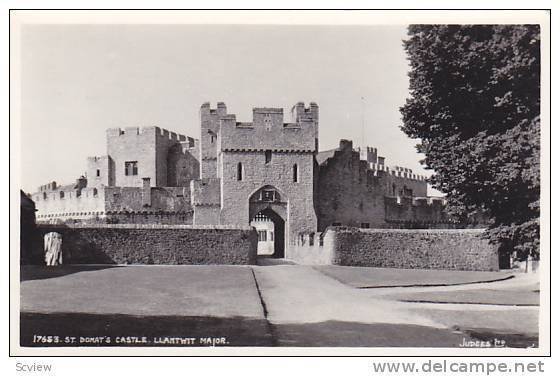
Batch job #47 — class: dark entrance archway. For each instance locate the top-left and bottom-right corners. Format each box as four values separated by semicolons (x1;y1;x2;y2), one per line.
251;208;285;258
249;185;287;259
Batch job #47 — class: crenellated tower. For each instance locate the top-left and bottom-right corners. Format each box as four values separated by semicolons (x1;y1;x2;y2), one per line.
199;102;227;179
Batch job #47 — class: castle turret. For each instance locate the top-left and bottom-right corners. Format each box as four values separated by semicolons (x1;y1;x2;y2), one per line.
200;102;225;179
291;102;319;150
359;146;378;164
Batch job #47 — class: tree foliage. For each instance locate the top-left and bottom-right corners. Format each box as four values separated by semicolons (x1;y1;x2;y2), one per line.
400;25;540;259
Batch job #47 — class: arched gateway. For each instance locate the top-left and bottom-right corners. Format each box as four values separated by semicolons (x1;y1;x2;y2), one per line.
249;186;286;258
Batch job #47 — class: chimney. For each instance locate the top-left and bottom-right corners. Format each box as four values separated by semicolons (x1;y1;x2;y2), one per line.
142;177;151;207
217;102;227;117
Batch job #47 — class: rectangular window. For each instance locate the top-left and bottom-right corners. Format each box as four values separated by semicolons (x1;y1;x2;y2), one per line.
125;161;138;176
237;162;243;181
309;234;314;246
269;232;274;241
258;230;267;242
265;150;272;164
360;222;370;229
261;190;276;202
96;169;100;177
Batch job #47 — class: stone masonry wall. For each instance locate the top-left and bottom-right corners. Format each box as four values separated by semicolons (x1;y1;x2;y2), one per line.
104;212;193;225
384;197;449;228
290;231;335;265
199;103;224;179
86;155;112;187
167;142;200;187
35;224;257;265
106;127;158;187
330;227;499;271
316;141;387;231
104;186;192;212
34;186;194;224
219;150;318;258
106;127;187;188
219;107;317;152
33;187;106;222
316;140;443;231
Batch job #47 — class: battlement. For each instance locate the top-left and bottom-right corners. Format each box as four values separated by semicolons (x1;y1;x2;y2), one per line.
218;103;318;152
350;144;428;182
106;126;187;142
291;102;319;123
254;107;283;114
38;181;58;192
180;136;198;150
370;163;428;182
385;195;446;208
200;102;227;117
357;146;378;164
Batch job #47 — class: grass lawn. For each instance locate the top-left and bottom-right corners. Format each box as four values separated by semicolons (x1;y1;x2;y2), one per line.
315;265;514;288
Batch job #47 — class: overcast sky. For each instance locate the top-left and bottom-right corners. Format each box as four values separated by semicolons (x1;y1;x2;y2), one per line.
19;24;437;194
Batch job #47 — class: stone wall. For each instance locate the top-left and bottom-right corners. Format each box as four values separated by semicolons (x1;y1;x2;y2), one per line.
106;127;158;187
34;186;194;224
86;155;112;187
290;231;335;265
219;150;318;257
315;140;388;231
167;141;199;187
105;186;192;212
106;126;187;188
330;227;499;271
104;211;193;225
35;224;257;265
376;168;428;198
33;187;106;222
219;106;318;152
199;102;224;179
384;196;449;228
316;140;442;231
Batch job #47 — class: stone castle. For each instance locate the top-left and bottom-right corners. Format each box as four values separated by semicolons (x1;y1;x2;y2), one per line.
31;102;448;258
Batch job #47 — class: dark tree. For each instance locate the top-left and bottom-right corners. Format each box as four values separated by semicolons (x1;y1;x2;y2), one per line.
400;25;540;259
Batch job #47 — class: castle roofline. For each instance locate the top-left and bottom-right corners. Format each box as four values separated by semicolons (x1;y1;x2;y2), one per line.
253;107;283;113
106;126;188;142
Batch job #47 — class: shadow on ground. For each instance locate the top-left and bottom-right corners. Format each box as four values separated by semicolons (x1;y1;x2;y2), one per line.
271;321;470;347
256;258;296;266
20;265;123;282
20;312;538;348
